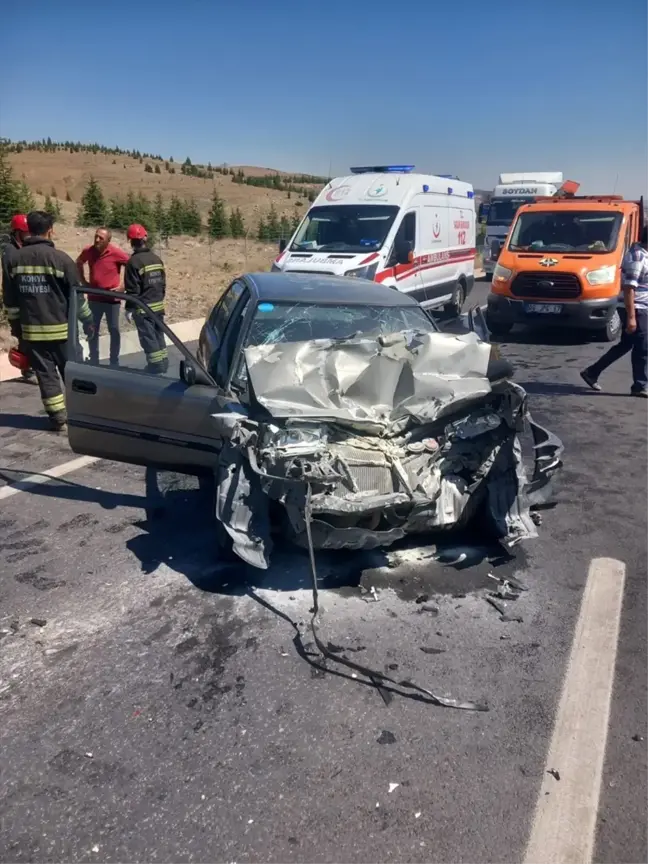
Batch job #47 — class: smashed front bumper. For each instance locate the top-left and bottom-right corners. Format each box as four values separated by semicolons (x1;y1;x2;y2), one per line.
215;381;563;569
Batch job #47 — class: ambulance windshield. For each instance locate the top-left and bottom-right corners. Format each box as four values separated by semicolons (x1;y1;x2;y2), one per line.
291;205;399;254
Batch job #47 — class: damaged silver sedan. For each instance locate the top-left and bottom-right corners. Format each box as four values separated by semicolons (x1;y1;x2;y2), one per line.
65;273;563;571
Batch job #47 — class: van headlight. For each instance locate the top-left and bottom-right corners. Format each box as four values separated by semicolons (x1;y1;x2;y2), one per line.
345;262;379;280
585;265;616;286
493;263;513;281
263;425;327;453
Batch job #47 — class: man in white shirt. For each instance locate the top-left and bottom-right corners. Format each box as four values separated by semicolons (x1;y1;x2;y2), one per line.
581;225;648;397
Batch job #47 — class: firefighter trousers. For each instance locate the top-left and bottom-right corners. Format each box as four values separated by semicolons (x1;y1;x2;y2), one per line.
134;312;168;374
25;340;68;421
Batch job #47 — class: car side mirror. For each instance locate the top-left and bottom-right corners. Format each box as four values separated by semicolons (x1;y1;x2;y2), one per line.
180;359;197;386
278;238;287;253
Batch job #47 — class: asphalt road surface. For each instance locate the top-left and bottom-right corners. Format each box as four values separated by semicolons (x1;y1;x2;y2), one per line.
0;288;646;864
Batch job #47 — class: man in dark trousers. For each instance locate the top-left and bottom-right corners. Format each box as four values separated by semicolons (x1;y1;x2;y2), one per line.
1;213;36;382
76;227;129;365
124;223;168;374
4;211;95;431
581;225;648;397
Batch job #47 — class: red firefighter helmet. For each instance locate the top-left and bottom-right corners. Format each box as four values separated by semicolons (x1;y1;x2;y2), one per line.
127;223;147;240
10;214;28;233
8;347;30;371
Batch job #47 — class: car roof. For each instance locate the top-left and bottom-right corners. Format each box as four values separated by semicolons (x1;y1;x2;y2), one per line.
241;272;420;307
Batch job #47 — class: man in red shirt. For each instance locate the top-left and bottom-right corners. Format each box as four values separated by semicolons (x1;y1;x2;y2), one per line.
76;228;129;365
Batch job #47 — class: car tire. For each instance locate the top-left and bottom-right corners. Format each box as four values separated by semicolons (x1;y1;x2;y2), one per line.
444;279;466;318
598;310;622;343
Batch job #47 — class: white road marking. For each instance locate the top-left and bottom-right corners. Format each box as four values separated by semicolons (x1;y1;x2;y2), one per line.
0;455;99;501
524;557;626;864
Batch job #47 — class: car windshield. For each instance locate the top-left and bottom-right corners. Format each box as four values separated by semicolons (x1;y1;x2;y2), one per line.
509;210;623;253
247;300;437;346
486;197;532;227
290;205;399;253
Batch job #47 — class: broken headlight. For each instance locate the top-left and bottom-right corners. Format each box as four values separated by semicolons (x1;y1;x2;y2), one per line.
263;425;328;453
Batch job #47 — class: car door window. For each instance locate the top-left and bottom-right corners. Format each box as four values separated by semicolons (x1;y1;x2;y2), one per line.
207;281;246;379
389;212;416;265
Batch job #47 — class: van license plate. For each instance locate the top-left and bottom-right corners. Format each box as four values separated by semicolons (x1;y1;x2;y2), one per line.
525;303;562;314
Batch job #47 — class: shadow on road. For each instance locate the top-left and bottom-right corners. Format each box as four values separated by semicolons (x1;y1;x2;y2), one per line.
0;467;144;509
0;413;51;432
497;328;594;348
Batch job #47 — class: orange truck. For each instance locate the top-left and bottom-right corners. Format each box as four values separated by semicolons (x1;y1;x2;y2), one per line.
485;184;645;342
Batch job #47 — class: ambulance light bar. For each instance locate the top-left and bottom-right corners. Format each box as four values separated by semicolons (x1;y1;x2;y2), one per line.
350;165;415;174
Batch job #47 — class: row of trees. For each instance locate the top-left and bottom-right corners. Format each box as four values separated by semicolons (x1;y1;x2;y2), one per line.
76;177;300;241
5;138;164;162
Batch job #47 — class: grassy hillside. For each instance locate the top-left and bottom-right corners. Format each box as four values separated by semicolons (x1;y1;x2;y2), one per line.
8;149;323;229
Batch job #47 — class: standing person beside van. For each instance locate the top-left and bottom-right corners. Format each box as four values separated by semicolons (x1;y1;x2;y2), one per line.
76;228;129;366
581;225;648;397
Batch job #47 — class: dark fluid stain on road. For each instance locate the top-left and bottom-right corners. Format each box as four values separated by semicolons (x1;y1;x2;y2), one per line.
49;748;130;787
59;513;100;532
356;539;524;601
14;565;65;591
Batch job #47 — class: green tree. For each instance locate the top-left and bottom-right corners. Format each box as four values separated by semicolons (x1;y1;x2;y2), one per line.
207;190;228;239
265;203;280;239
43;194;63;223
107;196;127;230
257;217;269;241
152;193;166;233
167;195;184;235
182;198;202;236
15;181;35;214
77;176;107;226
144;163;153;173
279;215;292;240
154;163;161;175
229;207;245;239
0;147;21;228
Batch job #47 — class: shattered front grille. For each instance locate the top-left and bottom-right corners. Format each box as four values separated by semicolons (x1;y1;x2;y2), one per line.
330;445;394;495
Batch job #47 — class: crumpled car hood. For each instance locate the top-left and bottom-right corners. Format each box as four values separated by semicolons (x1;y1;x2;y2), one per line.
245;331;493;434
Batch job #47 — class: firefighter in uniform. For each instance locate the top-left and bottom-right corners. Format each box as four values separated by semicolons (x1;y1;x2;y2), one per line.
4;211;94;431
124;223;168;374
1;214;36;382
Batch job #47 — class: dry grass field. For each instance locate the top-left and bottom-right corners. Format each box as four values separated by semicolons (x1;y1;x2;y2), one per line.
8;149;317;228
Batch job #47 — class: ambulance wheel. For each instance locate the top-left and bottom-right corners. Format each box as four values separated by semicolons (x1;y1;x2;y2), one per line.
444;279;466;318
598;310;622;343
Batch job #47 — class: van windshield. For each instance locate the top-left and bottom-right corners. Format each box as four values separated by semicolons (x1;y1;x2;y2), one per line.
290;205;399;253
487;197;533;227
509;211;623;253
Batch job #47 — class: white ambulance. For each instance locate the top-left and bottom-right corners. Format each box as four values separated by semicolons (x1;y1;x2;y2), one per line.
272;166;476;316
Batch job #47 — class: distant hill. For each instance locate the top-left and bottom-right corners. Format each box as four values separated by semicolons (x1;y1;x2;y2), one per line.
6;142;325;230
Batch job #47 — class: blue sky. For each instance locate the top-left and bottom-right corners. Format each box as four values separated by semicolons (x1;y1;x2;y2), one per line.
1;0;646;197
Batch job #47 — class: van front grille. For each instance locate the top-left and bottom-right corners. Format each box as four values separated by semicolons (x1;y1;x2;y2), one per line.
511;271;581;299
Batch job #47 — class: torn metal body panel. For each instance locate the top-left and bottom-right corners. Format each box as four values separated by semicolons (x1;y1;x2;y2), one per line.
213;331;563;568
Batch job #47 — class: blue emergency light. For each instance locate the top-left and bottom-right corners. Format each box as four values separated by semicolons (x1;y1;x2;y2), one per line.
350;165;415;174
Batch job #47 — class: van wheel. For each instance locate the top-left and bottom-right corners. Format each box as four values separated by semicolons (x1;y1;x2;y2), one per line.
444;279;466;317
598;310;622;342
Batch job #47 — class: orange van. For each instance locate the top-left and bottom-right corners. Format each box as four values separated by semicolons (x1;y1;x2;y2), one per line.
486;194;645;341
